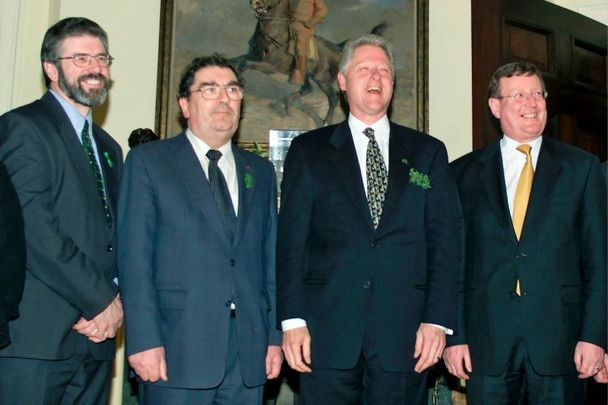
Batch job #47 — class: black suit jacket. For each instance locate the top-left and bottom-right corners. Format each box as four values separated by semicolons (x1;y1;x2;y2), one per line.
277;121;460;372
449;137;607;376
0;162;26;349
0;92;123;361
118;134;281;389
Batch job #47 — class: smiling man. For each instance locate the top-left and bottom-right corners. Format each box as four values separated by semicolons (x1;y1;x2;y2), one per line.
444;62;607;404
277;34;460;404
0;17;123;404
118;54;282;404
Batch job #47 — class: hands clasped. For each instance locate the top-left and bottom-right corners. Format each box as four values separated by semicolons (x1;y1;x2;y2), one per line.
72;295;123;343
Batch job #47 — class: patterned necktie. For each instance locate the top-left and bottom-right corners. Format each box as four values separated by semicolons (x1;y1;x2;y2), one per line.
364;127;388;228
513;144;534;295
81;120;112;228
206;150;236;242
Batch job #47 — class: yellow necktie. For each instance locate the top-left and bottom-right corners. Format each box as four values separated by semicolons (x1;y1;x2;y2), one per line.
513;144;534;295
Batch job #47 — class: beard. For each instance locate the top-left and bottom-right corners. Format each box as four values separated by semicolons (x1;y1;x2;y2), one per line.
57;65;109;107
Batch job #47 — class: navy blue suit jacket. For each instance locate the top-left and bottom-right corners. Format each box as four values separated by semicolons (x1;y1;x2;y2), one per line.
118;133;281;389
0;92;122;361
277;121;460;372
449;137;607;375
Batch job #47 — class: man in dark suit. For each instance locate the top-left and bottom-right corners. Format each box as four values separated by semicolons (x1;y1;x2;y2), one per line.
0;162;26;350
0;17;124;404
118;54;283;404
277;34;460;404
444;62;607;404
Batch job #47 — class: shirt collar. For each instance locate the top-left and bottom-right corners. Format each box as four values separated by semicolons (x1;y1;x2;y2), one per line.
49;89;92;136
185;128;234;163
500;134;543;155
348;113;390;142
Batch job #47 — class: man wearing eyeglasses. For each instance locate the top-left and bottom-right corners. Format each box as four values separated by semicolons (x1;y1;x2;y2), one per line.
0;17;123;404
444;62;606;404
117;54;283;404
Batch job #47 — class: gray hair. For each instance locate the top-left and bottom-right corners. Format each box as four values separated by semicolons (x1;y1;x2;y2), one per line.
339;34;395;79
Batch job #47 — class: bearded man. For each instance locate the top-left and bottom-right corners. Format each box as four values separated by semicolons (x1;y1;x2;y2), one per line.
0;17;123;405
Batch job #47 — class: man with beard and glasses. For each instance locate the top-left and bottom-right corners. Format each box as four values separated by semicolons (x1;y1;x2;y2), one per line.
0;17;123;404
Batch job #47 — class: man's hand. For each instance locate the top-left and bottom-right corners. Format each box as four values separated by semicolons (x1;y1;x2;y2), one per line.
91;295;123;338
593;354;608;383
282;326;312;373
266;345;284;379
413;324;445;373
73;317;100;341
128;346;168;383
72;295;123;343
443;344;473;380
574;341;605;379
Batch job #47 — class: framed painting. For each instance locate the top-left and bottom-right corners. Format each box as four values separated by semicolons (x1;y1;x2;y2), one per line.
155;0;429;145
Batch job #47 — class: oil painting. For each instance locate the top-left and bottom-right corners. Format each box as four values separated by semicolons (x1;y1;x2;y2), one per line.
156;0;428;143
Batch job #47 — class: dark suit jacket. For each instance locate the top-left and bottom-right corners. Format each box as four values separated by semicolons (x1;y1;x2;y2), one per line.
0;92;122;361
118;133;281;389
0;162;26;349
277;121;460;372
449;137;607;376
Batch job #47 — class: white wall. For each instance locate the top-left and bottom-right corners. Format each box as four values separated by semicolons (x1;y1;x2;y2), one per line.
546;0;608;24
429;0;472;160
0;0;161;154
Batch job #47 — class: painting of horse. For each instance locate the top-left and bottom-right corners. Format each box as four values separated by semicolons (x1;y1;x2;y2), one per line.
157;0;424;145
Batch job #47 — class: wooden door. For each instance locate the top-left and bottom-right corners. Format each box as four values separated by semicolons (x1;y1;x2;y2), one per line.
472;0;607;162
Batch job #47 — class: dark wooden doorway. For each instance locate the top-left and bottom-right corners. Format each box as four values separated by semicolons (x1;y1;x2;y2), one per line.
472;0;607;163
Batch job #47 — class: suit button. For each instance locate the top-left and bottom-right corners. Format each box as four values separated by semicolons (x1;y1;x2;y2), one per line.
371;240;378;249
106;244;113;252
363;281;371;289
230;259;236;266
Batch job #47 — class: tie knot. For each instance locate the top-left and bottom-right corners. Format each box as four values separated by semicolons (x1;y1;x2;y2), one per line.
363;127;375;140
206;149;222;162
82;120;89;135
516;144;532;156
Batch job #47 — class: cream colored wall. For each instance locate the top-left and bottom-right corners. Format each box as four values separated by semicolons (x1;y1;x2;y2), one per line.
429;0;473;161
1;0;161;154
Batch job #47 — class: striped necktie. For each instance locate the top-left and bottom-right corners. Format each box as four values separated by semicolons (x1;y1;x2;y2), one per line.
81;120;112;227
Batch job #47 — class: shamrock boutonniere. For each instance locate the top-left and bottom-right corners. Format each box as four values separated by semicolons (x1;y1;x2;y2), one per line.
103;151;113;168
244;171;254;189
401;158;431;190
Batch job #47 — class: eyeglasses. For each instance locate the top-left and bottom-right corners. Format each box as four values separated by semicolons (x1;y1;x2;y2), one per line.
190;85;243;101
57;54;114;68
497;90;548;102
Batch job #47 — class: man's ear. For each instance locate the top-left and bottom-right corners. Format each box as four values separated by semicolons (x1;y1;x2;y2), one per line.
43;61;59;84
337;71;347;92
178;97;190;119
488;97;501;119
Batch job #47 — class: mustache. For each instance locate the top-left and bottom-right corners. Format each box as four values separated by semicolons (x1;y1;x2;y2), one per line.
78;73;109;87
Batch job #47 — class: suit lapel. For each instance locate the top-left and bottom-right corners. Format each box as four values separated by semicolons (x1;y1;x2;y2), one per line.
477;140;515;241
171;134;232;246
378;125;412;229
233;146;255;249
41;93;107;221
328;123;374;230
521;137;562;240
